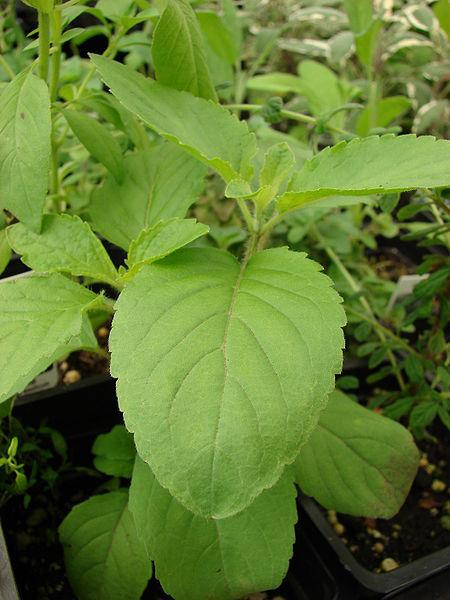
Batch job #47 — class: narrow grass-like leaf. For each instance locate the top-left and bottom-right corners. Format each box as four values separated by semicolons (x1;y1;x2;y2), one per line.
110;247;345;518
0;70;51;232
59;490;151;600
278;135;450;212
129;457;297;600
91;55;257;182
295;390;419;518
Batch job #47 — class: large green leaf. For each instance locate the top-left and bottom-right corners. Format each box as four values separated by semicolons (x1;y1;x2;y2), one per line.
295;391;419;518
110;247;345;518
0;70;51;232
63;109;124;181
7;214;119;286
129;456;297;600
59;490;151;600
152;0;217;101
92;425;136;478
89;146;206;251
0;274;100;403
91;55;257;182
126;218;209;276
278;134;450;213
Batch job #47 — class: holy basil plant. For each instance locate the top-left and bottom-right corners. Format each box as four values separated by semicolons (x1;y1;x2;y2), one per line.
2;52;450;599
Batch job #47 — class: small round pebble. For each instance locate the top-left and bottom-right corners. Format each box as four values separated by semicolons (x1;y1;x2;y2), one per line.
373;542;385;553
419;456;429;468
368;528;383;539
63;369;81;384
327;510;338;524
59;361;69;373
333;523;345;535
431;479;447;493
381;558;399;572
97;326;109;339
430;507;439;517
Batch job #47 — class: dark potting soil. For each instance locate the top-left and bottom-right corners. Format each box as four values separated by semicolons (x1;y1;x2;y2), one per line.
326;422;450;573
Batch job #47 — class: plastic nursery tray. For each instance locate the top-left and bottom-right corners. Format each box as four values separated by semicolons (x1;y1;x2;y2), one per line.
300;495;450;598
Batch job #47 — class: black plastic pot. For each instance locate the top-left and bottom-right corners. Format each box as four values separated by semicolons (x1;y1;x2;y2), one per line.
300;495;450;599
0;522;19;600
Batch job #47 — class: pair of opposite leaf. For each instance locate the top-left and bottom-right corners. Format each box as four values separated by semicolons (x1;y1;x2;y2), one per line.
59;391;419;600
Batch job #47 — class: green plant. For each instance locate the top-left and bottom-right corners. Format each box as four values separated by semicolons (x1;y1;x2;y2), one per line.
1;1;450;598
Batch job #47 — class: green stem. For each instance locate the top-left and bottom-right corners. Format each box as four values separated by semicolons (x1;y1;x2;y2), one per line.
237;198;256;233
345;306;421;359
49;3;62;102
226;103;354;138
38;10;50;81
50;139;59;201
73;25;124;101
312;225;406;390
367;71;378;131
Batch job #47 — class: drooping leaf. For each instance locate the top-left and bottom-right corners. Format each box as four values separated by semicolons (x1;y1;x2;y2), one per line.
91;55;257;182
110;247;345;518
295;390;419;518
152;0;217;101
88;147;205;251
92;425;136;478
197;11;238;65
126;218;209;276
0;70;51;232
59;490;151;600
129;456;297;600
63;109;124;181
7;214;119;286
356;96;411;137
278;135;450;213
0;274;100;403
95;0;133;20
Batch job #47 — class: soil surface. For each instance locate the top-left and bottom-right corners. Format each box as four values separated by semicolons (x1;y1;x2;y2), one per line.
327;422;450;573
57;322;111;385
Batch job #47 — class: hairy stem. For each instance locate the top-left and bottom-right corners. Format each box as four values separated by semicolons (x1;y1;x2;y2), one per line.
226;103;354;138
38;10;50;81
49;2;62;102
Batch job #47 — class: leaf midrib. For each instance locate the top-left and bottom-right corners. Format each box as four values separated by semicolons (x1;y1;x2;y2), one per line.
209;251;251;512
